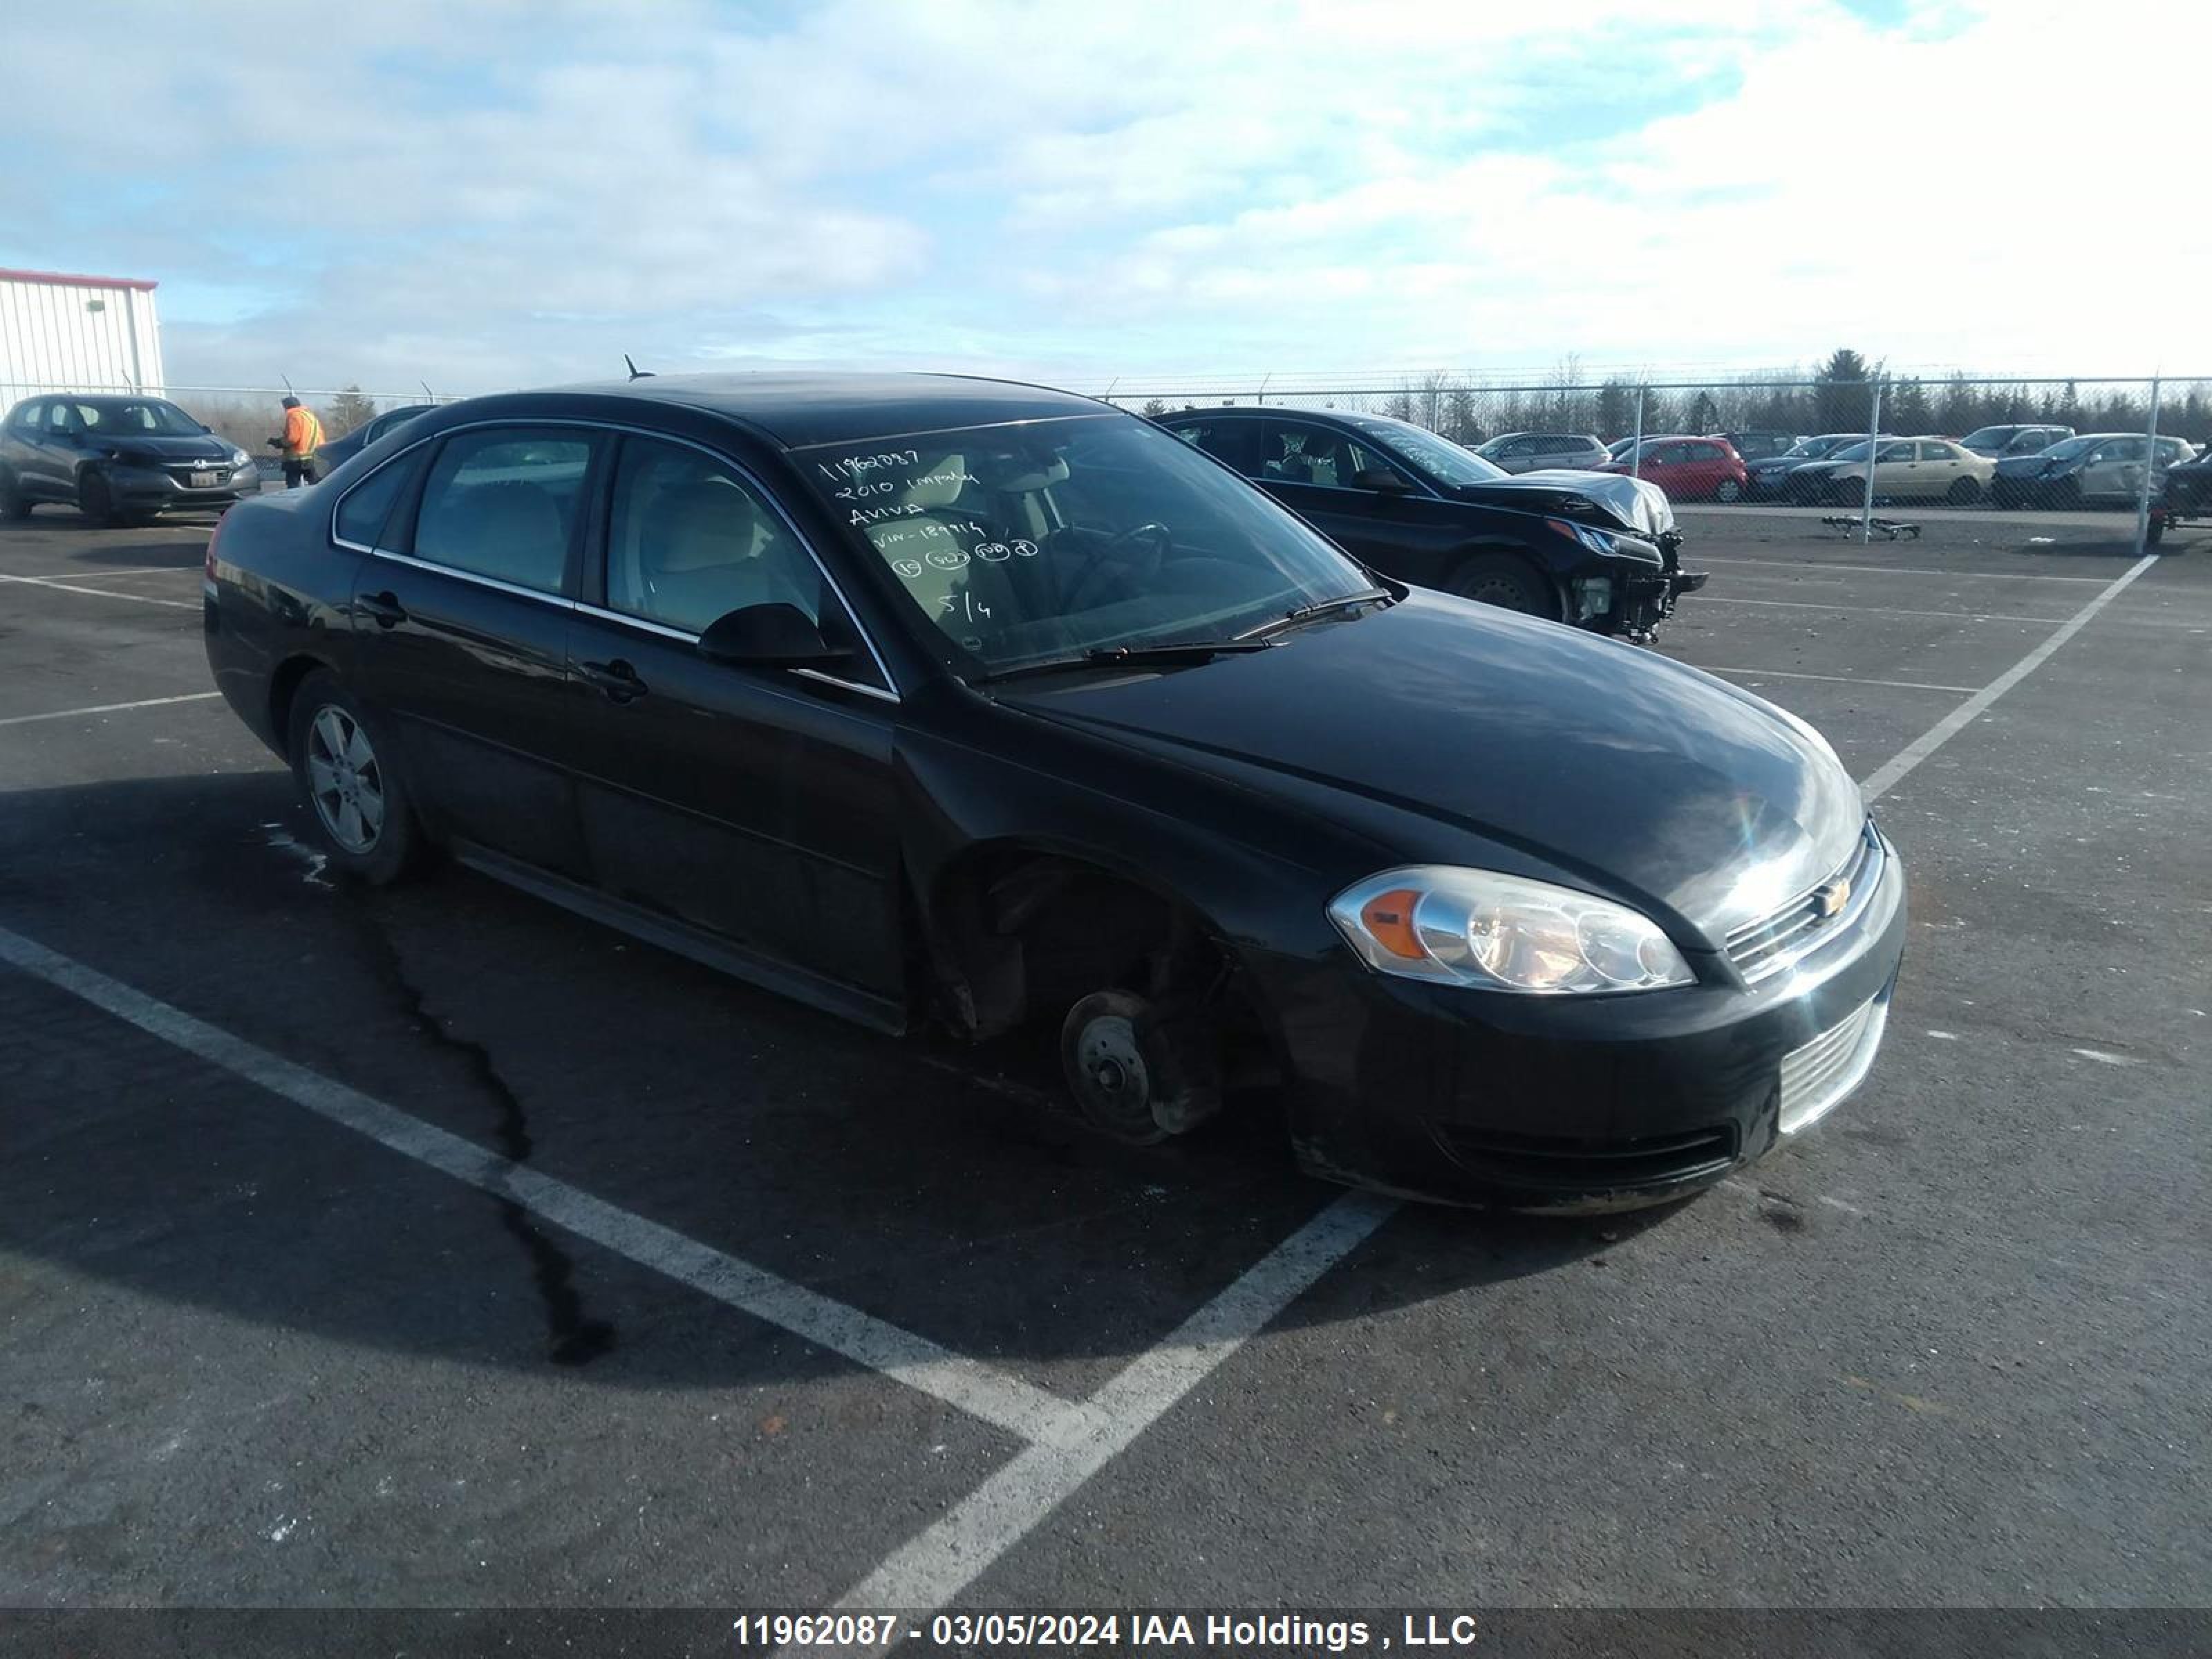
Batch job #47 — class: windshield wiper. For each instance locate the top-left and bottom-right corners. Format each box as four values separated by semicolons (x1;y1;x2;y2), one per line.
981;639;1278;684
1236;588;1394;641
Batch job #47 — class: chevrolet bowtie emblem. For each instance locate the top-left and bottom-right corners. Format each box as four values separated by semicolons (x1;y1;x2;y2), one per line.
1814;879;1850;918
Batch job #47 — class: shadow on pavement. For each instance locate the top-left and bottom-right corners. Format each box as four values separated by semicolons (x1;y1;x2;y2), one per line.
0;770;1663;1394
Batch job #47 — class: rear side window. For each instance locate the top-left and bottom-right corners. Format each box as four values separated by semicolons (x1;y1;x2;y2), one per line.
334;450;427;549
1165;420;1262;476
7;401;41;433
410;428;594;595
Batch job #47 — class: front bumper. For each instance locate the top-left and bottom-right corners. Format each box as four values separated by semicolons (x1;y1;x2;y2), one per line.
1260;828;1908;1209
104;462;261;511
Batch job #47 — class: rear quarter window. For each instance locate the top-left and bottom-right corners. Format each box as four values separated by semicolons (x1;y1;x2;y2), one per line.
333;450;427;549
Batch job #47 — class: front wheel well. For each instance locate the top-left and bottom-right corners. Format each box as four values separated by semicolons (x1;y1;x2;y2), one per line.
924;847;1272;1073
1448;543;1564;619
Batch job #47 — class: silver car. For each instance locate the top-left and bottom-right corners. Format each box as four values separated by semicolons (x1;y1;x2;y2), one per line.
1477;431;1611;474
1989;432;2201;508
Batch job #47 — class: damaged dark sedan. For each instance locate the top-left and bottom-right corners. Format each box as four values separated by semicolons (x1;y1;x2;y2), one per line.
203;373;1904;1210
1155;406;1703;641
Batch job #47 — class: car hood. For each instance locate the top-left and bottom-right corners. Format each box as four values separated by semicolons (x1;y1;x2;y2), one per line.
104;435;234;463
999;592;1864;941
1751;453;1826;474
1451;469;1677;538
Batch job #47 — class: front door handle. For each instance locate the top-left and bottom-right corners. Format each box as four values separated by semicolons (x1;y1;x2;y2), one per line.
579;658;648;703
357;590;407;628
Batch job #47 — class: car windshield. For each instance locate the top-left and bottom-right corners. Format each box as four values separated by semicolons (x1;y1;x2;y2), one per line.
792;414;1376;677
2040;436;2099;461
1826;441;1873;462
1344;415;1508;484
84;400;203;435
1783;437;1839;458
1960;427;2014;448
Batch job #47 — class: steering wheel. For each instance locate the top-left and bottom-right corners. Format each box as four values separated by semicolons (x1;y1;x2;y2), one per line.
1062;522;1172;611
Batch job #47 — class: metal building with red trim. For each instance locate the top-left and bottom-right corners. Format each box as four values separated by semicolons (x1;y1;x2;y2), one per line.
0;268;166;402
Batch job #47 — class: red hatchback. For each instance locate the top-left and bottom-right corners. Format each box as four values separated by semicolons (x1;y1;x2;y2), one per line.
1600;435;1750;503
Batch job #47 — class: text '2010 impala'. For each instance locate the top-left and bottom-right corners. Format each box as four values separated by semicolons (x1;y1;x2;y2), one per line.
203;373;1906;1209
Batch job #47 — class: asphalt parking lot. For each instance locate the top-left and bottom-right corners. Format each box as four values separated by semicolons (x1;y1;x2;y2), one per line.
2;496;2207;1631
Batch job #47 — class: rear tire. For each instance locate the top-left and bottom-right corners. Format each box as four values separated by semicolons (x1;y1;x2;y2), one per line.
286;671;424;885
1450;552;1556;618
1947;476;1980;504
0;469;28;521
77;470;115;527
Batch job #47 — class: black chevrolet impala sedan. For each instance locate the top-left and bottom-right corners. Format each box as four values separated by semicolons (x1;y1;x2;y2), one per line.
203;373;1905;1209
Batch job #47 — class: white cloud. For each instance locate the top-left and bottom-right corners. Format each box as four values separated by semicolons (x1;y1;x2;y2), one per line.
3;0;2206;397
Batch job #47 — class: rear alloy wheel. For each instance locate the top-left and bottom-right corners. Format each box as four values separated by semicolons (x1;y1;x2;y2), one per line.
77;470;115;527
1060;989;1221;1145
1947;476;1981;505
286;671;423;884
1451;552;1554;617
1714;478;1743;503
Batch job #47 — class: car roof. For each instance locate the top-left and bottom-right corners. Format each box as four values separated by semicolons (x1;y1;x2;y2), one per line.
536;371;1109;449
43;393;182;409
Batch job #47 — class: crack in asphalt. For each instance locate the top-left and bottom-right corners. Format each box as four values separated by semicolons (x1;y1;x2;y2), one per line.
340;883;618;1368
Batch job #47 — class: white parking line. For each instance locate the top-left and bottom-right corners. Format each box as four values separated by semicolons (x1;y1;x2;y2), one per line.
0;691;222;728
1693;556;2112;584
0;564;203;583
827;1192;1396;1613
0;571;198;610
1697;666;1978;694
1860;554;2157;803
0;922;1077;1447
1698;595;2068;625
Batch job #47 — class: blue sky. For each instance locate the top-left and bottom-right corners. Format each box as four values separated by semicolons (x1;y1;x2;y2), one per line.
3;0;2204;397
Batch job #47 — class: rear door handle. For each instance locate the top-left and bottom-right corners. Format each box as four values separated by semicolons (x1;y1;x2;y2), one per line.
579;658;648;703
356;590;406;628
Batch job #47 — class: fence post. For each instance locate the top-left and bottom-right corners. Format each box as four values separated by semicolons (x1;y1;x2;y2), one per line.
1859;379;1884;543
2134;374;2164;557
1631;386;1645;482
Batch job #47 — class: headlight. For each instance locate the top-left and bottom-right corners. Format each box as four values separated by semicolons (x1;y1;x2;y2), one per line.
231;448;252;467
1545;516;1618;555
1329;867;1696;994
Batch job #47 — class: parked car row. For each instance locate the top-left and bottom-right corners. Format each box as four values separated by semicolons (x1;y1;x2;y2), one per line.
1459;422;2204;510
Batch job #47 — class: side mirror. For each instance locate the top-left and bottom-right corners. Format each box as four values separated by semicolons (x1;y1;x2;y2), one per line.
1350;468;1410;492
696;603;850;669
200;423;214;433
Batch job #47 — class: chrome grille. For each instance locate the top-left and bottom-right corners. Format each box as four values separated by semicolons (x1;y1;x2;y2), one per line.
1778;992;1888;1136
1727;826;1883;984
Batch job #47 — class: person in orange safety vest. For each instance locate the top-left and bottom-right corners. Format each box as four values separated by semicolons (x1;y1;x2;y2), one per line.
269;396;326;489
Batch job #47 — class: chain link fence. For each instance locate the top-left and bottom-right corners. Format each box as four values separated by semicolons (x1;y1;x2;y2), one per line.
8;368;2205;550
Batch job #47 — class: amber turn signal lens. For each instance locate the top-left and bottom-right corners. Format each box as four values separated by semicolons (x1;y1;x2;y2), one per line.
1358;888;1427;960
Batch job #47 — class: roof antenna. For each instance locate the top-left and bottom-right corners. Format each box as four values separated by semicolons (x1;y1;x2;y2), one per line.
281;373;294;395
420;380;435;402
624;354;655;381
